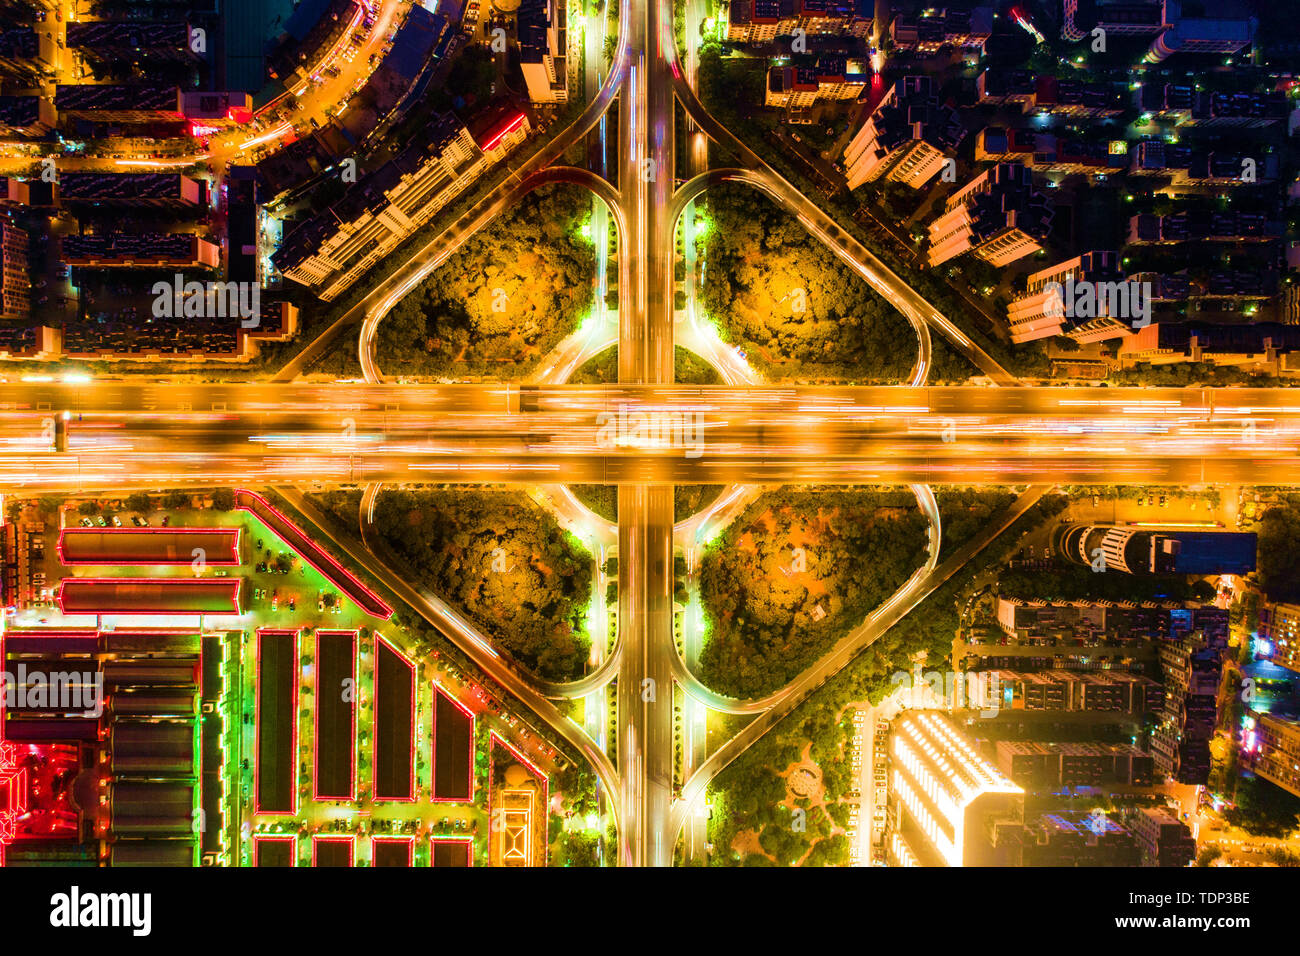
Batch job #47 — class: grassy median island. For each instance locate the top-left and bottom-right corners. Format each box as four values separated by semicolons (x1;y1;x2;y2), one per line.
696;184;917;383
698;488;930;699
365;488;594;682
568;345;722;385
567;484;725;524
375;184;596;381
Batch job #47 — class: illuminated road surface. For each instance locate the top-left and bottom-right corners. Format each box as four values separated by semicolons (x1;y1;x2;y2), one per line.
2;382;1298;489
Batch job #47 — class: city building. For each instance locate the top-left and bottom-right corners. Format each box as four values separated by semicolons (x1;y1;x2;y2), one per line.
1242;713;1300;798
962;599;1228;680
265;0;360;90
65;21;202;65
54;86;185;123
1006;251;1132;345
764;57;868;111
994;740;1155;788
272;111;530;301
1126;210;1277;244
926;162;1052;267
0;325;55;359
1063;0;1166;41
1;627;205;866
0;215;28;319
1120;806;1196;866
976;68;1036;108
1119;322;1300;373
764;55;868;111
975;127;1129;178
0;95;54;137
61;233;221;269
0;26;52;83
1030;76;1126;118
1018;811;1143;867
57;173;206;207
725;0;873;44
842;75;966;190
889;5;994;52
1145;0;1257;62
884;711;1023;867
519;0;568;106
225;165;260;285
1151;630;1224;783
1135;83;1289;128
181;92;254;126
978;669;1162;716
1055;525;1257;576
1259;602;1300;673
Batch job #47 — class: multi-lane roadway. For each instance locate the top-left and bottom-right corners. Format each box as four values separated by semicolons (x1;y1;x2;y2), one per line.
2;382;1298;489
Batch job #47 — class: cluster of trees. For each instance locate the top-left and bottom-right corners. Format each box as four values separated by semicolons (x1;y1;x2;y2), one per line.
76;488;235;516
376;185;596;380
1108;363;1279;387
569;346;617;385
707;701;858;866
674;347;722;384
1221;776;1300;838
554;828;601;867
1256;497;1300;602
697;185;916;383
936;489;1017;562
570;484;617;522
698;489;929;698
928;335;980;385
674;485;723;521
999;564;1214;604
369;489;594;681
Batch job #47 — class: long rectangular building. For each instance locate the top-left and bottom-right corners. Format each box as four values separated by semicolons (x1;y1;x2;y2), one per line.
57;578;243;615
58;527;241;566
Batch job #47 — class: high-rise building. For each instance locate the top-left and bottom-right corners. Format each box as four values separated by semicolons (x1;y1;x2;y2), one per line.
1151;630;1223;783
519;0;568;105
1242;713;1300;798
1055;525;1257;576
842;75;966;190
977;669;1162;716
725;0;872;44
1063;0;1166;41
1145;0;1256;62
1120;807;1196;866
889;6;994;52
0;215;28;320
1259;602;1300;673
1006;251;1132;345
764;57;868;111
995;740;1155;788
273;112;530;301
926;162;1052;267
1019;811;1143;867
885;711;1023;866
